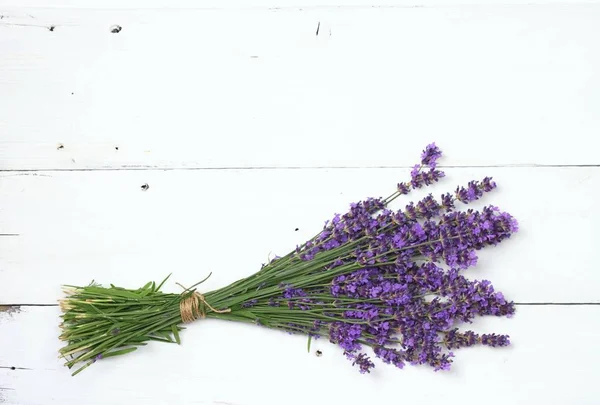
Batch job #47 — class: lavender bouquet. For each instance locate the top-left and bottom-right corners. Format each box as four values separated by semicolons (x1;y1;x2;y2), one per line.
59;144;518;376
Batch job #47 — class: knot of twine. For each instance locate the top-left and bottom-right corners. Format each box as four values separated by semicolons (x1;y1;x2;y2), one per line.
177;282;231;323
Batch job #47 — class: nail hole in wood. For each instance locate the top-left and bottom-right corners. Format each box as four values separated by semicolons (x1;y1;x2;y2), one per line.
110;25;122;34
115;146;119;151
57;143;64;150
315;350;322;357
141;183;149;191
49;25;55;31
295;228;299;231
10;366;15;370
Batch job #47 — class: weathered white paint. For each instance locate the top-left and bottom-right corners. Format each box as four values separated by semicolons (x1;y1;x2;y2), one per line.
1;2;599;405
1;6;600;170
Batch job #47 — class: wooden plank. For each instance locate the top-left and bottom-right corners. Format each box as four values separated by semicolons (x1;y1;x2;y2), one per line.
1;6;600;169
1;167;598;304
1;305;599;404
1;0;595;9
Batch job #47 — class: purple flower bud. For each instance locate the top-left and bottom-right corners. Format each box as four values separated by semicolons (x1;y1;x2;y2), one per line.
420;143;443;168
397;182;411;195
241;299;258;308
441;193;455;212
481;333;510;347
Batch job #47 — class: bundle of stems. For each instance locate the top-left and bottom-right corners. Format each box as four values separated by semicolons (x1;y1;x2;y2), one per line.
60;144;518;376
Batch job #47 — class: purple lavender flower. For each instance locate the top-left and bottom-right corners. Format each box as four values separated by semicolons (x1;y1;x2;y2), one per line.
283;286;306;299
397;182;411;195
421;143;443;168
241;299;258;308
481;177;497;192
351;352;375;374
481;333;510;347
415;194;442;219
411;169;445;189
329;323;363;352
455;177;497;204
443;329;480;349
259;143;516;374
441;193;455;212
374;346;405;369
423;169;445;185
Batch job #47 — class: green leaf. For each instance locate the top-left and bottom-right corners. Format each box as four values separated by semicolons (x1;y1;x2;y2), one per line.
85;303;105;315
172;325;181;345
155;274;171;292
85;287;140;299
71;359;95;376
307;335;312;353
148;337;173;343
155;331;174;342
139;282;153;297
102;347;138;359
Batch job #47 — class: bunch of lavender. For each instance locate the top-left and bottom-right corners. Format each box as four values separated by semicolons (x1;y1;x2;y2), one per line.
60;144;518;375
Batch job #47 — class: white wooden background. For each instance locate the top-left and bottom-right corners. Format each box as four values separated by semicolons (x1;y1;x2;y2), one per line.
1;1;599;404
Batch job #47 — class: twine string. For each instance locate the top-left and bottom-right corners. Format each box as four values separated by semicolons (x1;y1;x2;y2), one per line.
177;282;231;323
